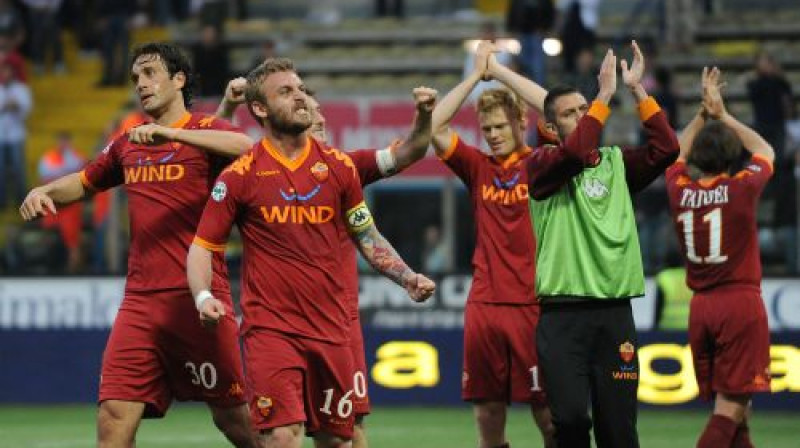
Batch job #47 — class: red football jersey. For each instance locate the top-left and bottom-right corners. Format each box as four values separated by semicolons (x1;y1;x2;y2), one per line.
80;112;237;295
194;137;366;343
666;155;773;291
442;133;536;305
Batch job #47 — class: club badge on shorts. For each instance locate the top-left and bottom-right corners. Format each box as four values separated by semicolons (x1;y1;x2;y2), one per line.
256;396;273;418
619;341;635;363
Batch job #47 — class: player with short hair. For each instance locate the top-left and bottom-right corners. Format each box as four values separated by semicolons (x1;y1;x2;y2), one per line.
19;42;257;448
431;42;555;448
216;78;436;448
528;41;679;448
666;67;773;448
187;57;435;448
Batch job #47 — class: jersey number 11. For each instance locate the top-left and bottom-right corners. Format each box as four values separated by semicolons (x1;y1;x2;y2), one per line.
677;208;728;264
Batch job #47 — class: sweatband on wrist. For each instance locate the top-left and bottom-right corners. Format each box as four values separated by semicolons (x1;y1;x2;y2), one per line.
194;290;214;310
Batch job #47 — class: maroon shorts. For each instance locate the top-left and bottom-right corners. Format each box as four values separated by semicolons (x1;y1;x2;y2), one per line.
244;329;355;439
689;285;771;401
99;291;245;417
349;316;370;417
462;302;546;406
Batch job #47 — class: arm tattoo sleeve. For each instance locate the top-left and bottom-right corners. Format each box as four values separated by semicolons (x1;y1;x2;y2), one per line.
354;224;413;287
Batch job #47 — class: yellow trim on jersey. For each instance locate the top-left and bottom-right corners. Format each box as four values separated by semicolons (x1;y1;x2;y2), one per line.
588;101;611;124
637;96;661;122
193;236;226;252
261;137;311;172
79;170;97;191
345;201;374;234
440;132;459;161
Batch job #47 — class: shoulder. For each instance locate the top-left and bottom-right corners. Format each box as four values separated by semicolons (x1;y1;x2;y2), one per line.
222;145;259;178
190;113;236;130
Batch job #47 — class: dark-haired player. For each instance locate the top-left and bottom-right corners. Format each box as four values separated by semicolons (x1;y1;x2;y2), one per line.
20;42;257;448
666;67;773;448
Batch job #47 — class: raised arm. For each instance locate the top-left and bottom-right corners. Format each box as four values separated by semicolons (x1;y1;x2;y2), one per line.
703;67;775;163
215;77;247;121
619;40;680;192
431;43;494;156
678;68;716;162
390;86;437;171
678;108;706;162
487;51;547;114
351;222;435;303
128;124;254;158
19;172;86;220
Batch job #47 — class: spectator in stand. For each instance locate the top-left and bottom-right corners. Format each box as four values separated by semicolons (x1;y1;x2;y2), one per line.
664;0;695;52
557;0;600;74
0;34;27;82
0;55;32;208
421;224;448;274
96;0;135;86
22;0;65;74
0;0;27;81
38;131;86;272
563;47;598;101
192;24;230;98
506;0;554;85
746;50;796;273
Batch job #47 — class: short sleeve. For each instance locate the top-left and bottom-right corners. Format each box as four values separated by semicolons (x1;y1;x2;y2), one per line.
193;169;245;251
349;148;383;187
733;154;773;196
81;136;125;191
440;133;483;187
196;114;247;175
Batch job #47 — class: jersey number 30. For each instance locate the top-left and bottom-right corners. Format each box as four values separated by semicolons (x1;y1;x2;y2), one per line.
677;208;728;264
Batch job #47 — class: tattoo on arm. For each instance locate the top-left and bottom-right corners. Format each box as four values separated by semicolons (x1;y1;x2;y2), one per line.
354;224;412;286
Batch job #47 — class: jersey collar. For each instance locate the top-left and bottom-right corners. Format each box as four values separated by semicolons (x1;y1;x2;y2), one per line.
496;146;532;169
261;137;311;172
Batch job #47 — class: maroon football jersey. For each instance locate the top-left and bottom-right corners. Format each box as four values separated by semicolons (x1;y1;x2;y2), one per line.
666;155;772;291
81;113;237;295
194;137;366;343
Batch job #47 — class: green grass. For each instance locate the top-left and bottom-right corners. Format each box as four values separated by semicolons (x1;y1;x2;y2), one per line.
0;405;797;447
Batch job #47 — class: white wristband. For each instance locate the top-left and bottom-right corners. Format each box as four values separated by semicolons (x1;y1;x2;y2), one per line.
194;290;214;310
375;147;397;176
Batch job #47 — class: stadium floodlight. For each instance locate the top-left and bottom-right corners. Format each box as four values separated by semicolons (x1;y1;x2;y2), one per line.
542;38;562;56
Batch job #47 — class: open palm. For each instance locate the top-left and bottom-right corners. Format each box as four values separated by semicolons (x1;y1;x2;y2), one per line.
621;40;645;87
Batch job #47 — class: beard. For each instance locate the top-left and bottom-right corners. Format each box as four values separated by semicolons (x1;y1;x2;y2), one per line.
266;103;312;136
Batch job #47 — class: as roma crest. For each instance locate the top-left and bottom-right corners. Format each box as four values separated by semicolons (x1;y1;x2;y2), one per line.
256;396;273;418
619;341;635;363
311;161;329;182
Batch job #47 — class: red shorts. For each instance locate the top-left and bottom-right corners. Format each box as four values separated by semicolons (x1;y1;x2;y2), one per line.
244;329;355;439
689;285;771;401
99;291;245;417
462;302;546;406
349;316;370;417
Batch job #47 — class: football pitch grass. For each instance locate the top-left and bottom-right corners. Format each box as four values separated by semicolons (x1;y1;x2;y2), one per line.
1;405;797;447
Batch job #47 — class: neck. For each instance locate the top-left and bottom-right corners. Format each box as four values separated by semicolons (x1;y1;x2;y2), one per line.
266;128;307;160
151;99;188;126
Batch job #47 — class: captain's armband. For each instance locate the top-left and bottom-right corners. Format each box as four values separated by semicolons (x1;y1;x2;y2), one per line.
346;201;374;234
